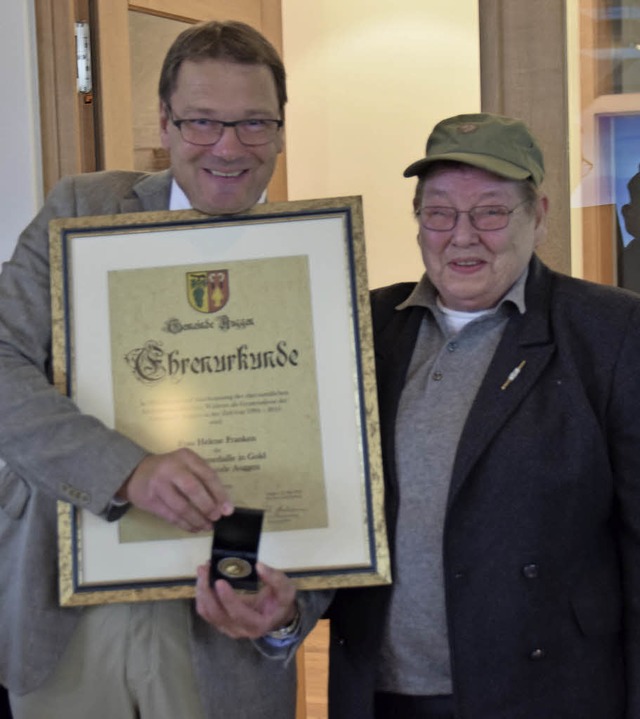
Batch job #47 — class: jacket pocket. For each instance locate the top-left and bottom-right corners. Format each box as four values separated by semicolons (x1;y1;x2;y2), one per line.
570;561;622;636
0;462;31;519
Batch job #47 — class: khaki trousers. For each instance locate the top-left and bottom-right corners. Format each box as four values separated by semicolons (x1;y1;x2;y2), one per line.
10;601;206;719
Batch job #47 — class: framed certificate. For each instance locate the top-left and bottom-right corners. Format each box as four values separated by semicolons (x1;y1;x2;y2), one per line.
50;196;390;605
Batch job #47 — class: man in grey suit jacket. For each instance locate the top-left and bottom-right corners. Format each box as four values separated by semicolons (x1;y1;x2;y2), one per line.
0;20;327;719
327;114;640;718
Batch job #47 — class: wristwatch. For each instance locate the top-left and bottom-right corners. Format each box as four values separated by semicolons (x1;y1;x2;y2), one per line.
267;605;301;640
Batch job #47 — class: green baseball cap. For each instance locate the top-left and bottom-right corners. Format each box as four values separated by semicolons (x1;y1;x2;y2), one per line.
403;112;545;186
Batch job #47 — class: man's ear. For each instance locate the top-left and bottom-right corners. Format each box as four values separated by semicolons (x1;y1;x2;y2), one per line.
159;101;171;150
274;126;284;155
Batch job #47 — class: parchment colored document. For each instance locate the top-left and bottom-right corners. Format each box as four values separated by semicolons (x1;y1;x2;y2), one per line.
108;255;327;542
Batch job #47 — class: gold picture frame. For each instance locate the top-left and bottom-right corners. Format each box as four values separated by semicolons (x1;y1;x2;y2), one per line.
50;196;390;605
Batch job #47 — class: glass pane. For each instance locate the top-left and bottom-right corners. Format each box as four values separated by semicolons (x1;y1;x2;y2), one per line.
595;0;640;94
575;0;640;287
129;11;192;172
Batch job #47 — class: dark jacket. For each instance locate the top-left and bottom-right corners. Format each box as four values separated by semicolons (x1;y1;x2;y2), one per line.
328;256;640;719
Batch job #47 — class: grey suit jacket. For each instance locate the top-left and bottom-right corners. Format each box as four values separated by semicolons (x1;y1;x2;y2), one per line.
0;171;329;717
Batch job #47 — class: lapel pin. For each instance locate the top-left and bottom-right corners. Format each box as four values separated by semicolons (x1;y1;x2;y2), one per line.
501;360;526;391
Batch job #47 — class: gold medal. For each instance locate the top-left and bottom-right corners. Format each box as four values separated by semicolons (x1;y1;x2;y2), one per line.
216;557;252;580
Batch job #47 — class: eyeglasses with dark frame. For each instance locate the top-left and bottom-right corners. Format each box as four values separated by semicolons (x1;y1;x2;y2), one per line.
416;200;529;232
168;107;284;147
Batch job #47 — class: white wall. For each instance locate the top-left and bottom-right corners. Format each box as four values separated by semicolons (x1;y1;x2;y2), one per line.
282;1;481;287
0;0;42;265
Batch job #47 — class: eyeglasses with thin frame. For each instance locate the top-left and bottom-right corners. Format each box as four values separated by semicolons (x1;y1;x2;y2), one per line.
416;200;529;232
168;107;284;147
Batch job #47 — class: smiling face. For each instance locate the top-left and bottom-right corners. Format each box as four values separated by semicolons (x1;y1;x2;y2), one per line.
416;164;548;311
160;58;283;214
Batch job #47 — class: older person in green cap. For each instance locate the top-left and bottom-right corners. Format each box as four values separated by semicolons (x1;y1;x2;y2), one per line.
326;112;640;719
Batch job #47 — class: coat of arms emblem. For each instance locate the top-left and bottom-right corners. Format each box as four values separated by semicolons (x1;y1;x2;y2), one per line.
186;270;229;313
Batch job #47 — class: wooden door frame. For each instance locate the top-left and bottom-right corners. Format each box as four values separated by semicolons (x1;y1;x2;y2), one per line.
35;0;96;195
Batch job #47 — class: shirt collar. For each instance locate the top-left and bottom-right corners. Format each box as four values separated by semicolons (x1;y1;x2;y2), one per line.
169;179;191;210
396;265;529;316
168;179;269;211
